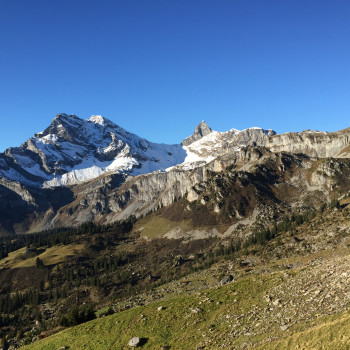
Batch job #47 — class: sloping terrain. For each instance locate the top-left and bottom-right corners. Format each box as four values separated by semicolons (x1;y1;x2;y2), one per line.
1;116;350;348
15;205;350;349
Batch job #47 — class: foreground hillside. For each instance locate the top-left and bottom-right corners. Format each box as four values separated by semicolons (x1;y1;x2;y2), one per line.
12;204;350;349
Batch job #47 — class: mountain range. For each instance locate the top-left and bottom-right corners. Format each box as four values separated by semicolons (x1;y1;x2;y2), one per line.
2;114;350;349
1;113;350;236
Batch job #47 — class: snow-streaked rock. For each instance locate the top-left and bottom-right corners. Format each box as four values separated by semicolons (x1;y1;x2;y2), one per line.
1;114;350;235
182;120;213;146
0;114;187;187
1;114;350;190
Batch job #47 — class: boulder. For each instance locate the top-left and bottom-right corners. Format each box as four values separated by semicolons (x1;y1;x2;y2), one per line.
219;275;234;286
173;255;185;267
128;337;141;347
190;307;203;314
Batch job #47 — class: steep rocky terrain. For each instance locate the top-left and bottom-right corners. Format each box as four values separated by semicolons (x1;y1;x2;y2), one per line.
0;114;186;187
0;114;349;235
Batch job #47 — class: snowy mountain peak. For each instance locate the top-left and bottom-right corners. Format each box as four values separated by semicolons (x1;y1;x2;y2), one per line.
0;113;187;188
88;115;115;127
182;120;213;146
54;113;68;119
0;112;349;197
54;113;79;122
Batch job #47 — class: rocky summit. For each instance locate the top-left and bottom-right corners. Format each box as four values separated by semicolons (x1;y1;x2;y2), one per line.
181;120;213;146
0;114;350;236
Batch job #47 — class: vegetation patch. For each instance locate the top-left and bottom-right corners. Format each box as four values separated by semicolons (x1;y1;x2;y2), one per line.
136;216;191;239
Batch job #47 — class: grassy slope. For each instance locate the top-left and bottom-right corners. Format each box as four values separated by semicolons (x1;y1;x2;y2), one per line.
0;247;27;268
135;216;191;239
21;264;350;350
15;208;350;349
0;244;86;269
259;312;350;350
22;273;278;350
20;234;350;350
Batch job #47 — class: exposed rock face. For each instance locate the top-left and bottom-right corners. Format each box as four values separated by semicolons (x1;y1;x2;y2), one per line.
268;128;350;158
0;113;350;236
49;165;209;228
0;113;186;188
47;147;350;234
182;121;213;146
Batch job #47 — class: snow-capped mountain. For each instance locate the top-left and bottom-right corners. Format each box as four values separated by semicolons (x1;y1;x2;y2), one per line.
179;126;276;170
0;114;187;187
0;114;277;188
1;113;350;236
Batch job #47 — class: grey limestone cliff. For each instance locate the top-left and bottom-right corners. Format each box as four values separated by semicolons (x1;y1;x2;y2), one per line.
1;115;350;235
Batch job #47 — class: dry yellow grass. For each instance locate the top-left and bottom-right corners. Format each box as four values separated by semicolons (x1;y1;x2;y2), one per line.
135;216;191;239
0;247;27;269
0;244;87;269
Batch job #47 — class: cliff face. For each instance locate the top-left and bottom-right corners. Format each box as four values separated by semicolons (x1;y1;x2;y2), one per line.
7;146;348;237
267;129;350;158
0;115;350;236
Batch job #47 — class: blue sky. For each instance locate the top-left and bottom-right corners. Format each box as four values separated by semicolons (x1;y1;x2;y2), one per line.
1;0;350;151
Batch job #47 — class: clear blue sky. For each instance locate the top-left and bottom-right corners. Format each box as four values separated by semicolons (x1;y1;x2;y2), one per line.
1;0;350;151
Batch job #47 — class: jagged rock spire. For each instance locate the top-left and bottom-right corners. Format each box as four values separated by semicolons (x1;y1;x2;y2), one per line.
182;121;213;146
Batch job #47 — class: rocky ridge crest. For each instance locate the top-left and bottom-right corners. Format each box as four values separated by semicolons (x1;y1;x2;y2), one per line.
0;114;350;235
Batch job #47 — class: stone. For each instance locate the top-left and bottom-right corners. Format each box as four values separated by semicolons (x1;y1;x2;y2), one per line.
272;299;281;306
173;255;185;267
128;337;141;347
219;275;234;286
190;307;203;314
265;295;272;303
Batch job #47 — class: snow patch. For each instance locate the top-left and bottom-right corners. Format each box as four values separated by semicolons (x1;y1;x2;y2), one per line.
41;134;58;144
88;115;107;126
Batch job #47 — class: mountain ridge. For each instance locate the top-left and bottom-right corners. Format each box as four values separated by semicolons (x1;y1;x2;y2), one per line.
0;114;278;188
0;113;350;236
0;114;187;187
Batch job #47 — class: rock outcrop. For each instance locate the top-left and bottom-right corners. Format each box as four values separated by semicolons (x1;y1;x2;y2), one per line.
182;121;213;146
